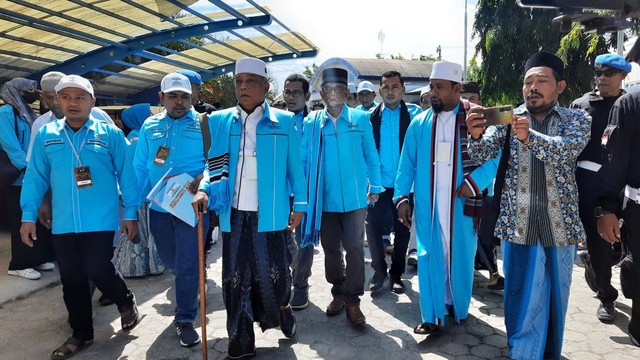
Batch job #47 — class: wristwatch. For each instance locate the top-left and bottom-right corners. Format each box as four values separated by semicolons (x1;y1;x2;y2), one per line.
593;206;612;218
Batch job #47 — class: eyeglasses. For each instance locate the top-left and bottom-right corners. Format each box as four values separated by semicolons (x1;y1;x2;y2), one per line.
321;86;346;93
283;89;305;97
595;69;621;77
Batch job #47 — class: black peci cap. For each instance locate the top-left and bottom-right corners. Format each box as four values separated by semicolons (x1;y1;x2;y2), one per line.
524;51;564;78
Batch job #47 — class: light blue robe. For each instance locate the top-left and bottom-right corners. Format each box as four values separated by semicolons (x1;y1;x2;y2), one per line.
394;104;498;325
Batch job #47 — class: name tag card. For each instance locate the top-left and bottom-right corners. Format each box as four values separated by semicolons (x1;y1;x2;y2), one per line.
74;166;93;188
154;146;170;166
436;142;452;163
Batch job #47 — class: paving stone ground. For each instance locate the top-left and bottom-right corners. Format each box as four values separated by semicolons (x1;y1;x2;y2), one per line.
1;241;640;360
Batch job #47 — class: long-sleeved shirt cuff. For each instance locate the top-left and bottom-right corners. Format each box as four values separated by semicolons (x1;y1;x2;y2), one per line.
123;207;138;220
369;185;383;194
292;202;308;213
198;181;210;194
394;196;409;209
464;177;479;197
21;211;37;223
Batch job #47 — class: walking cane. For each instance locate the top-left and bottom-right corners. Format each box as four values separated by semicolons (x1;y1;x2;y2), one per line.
197;210;208;359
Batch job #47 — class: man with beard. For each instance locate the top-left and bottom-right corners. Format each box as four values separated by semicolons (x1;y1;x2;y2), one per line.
395;61;497;335
466;52;590;359
571;53;630;322
366;70;422;294
0;77;54;280
133;73;207;348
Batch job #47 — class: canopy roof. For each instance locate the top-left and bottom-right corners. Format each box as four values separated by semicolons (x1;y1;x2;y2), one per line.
0;0;318;104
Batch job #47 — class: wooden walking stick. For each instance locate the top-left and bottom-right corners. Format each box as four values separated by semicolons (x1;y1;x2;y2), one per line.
197;210;208;359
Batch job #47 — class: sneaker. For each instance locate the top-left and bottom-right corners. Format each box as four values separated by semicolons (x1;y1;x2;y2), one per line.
390;275;405;294
175;323;200;347
290;291;309;310
8;268;41;280
279;306;296;338
383;235;394;255
407;249;418;269
368;272;388;293
596;301;616;323
35;262;55;271
579;250;597;293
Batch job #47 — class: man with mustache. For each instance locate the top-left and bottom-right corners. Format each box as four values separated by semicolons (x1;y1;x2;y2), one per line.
571;53;630;323
133;72;207;348
192;57;306;359
366;70;422;294
466;51;591;360
395;61;497;335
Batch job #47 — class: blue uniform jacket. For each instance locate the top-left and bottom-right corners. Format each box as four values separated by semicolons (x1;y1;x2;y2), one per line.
301;105;382;213
21;117;140;234
200;104;308;232
133;108;205;213
0;104;31;185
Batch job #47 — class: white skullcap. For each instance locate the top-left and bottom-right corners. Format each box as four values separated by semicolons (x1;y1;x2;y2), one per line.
235;57;268;78
160;73;192;94
55;75;94;97
41;71;66;92
430;61;463;83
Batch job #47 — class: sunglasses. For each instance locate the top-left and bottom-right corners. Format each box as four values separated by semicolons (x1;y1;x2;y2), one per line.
594;69;621;77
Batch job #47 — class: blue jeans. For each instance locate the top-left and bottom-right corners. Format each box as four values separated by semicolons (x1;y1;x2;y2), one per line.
150;210;208;323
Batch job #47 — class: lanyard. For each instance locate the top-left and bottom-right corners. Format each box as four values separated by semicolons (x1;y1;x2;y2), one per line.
62;126;90;167
164;119;175;147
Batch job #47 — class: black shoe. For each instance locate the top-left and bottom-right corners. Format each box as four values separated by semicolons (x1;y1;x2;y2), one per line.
630;322;640;347
579;250;597;293
368;272;387;293
487;273;505;291
390;276;405;294
596;301;616;323
407;249;418;268
290;291;309;310
280;306;296;338
175;322;200;347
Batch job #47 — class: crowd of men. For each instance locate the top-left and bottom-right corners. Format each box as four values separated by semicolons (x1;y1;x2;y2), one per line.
0;50;638;360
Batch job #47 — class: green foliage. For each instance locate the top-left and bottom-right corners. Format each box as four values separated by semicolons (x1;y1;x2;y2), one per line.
303;64;318;80
200;73;236;109
472;0;607;107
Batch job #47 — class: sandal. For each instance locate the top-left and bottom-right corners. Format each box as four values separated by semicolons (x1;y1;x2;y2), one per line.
118;293;139;332
50;336;93;360
413;322;442;335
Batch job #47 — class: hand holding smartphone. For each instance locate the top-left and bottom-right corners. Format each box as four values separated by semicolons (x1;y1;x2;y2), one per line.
480;105;513;126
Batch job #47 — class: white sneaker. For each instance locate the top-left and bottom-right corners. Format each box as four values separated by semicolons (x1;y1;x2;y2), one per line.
8;268;41;280
35;262;55;271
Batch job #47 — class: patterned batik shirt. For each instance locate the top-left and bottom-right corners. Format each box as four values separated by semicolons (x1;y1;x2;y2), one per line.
468;104;591;247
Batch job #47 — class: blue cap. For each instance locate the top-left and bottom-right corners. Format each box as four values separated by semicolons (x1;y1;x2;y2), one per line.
176;69;202;85
594;54;631;73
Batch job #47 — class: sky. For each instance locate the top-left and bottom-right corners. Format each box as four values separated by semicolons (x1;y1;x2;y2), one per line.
193;0;479;93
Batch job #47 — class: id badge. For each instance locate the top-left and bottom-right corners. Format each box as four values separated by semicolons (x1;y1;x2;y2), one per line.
244;154;258;180
436;142;451;163
153;146;170;166
74;166;93;188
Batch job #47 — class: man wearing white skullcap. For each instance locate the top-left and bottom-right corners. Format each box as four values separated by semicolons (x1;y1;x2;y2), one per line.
395;61;498;335
192;57;307;359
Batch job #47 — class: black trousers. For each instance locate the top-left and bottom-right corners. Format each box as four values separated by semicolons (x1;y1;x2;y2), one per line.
365;188;410;278
7;185;54;270
53;231;133;341
623;201;640;338
577;168;620;302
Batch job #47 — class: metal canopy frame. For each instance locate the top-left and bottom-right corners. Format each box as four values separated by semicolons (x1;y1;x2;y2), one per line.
0;0;319;104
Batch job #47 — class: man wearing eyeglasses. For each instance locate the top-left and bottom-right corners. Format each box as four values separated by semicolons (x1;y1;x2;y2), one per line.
300;67;382;326
282;73;314;310
570;53;630;323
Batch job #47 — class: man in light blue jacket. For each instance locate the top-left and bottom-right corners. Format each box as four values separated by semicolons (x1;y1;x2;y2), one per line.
192;57;307;360
300;67;382;326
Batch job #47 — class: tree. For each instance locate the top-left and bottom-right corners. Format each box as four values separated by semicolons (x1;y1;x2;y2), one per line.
303;64;318;80
472;0;608;106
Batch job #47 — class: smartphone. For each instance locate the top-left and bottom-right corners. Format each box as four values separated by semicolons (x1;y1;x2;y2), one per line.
481;105;513;126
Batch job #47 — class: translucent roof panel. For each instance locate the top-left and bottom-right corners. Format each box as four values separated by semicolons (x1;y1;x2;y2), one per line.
0;0;318;103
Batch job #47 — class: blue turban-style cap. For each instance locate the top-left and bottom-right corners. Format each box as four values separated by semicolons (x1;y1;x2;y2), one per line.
121;103;151;131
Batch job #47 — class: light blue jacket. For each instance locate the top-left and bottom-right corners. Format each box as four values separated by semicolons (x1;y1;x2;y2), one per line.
301;105;382;213
0;105;30;185
199;104;308;232
21;117;139;234
133;108;205;213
